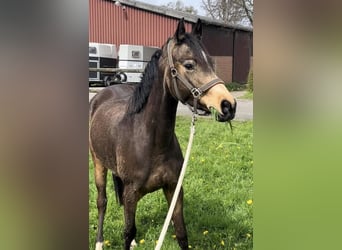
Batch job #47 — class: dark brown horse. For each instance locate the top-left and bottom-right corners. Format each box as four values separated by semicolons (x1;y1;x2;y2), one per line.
89;19;236;250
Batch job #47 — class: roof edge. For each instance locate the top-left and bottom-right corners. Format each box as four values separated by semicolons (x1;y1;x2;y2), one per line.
110;0;253;32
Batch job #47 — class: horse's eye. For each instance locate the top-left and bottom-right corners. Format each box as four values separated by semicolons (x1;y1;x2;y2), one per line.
184;63;194;70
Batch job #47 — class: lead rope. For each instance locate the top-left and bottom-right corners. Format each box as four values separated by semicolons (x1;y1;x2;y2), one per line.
155;113;197;250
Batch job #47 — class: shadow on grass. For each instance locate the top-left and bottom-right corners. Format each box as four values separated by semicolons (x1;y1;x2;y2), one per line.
184;193;252;249
131;189;252;249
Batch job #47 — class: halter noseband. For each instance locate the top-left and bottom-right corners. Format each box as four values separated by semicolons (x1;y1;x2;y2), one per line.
167;40;224;113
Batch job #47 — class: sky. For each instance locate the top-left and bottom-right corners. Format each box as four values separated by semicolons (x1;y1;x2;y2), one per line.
138;0;207;16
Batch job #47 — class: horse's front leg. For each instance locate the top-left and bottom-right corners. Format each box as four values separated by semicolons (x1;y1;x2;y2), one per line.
123;186;139;250
163;186;189;250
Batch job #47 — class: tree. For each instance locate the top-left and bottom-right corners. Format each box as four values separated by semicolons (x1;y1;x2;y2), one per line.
201;0;253;26
163;0;198;15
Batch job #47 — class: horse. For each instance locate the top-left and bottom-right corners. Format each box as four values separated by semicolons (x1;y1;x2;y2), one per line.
89;18;237;250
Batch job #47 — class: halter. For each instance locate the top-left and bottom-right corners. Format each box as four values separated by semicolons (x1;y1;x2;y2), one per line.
167;40;224;114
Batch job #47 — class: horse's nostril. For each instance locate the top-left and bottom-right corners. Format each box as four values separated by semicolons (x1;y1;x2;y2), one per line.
221;100;232;114
223;106;229;114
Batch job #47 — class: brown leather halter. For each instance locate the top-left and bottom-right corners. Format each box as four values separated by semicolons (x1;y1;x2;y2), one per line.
167;40;225;114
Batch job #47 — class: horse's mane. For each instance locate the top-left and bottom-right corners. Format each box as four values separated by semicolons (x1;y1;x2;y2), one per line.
127;49;162;114
126;34;213;114
183;34;214;70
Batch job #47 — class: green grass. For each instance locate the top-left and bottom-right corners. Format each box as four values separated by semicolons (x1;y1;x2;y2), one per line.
89;117;253;250
225;82;247;92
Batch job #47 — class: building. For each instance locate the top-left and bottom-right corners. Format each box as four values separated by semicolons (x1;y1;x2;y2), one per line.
89;0;253;83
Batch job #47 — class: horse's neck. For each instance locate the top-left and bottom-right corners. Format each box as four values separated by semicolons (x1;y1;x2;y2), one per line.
143;77;178;148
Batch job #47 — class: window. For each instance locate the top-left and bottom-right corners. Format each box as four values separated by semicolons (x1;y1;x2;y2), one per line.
89;46;97;54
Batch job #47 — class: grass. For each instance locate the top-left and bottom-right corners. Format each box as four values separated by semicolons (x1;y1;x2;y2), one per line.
89;117;253;250
225;82;247;92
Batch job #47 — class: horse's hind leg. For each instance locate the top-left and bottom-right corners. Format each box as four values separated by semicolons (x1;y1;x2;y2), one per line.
93;155;108;250
122;185;139;250
163;186;189;250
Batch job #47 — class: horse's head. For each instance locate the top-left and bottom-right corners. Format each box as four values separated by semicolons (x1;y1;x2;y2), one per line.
161;18;236;122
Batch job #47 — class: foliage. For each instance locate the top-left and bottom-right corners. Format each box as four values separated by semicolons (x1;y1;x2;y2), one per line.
225;82;247;91
163;0;198;15
89;118;253;249
201;0;253;26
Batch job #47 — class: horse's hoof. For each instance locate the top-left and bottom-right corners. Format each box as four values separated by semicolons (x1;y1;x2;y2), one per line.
130;239;137;249
95;241;103;250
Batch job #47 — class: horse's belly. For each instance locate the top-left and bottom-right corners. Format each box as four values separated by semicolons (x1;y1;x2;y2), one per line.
89;104;127;171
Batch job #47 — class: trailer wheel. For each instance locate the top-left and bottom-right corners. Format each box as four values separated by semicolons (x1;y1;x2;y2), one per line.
104;76;111;87
119;72;127;83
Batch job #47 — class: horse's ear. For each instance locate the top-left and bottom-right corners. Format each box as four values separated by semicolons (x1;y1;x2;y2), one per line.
174;18;186;42
192;19;202;40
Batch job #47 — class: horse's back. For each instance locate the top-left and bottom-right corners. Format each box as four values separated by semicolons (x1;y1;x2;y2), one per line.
89;84;136;119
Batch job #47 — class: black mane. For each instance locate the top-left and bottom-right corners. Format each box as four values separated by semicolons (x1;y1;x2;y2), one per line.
126;34;212;114
127;49;162;114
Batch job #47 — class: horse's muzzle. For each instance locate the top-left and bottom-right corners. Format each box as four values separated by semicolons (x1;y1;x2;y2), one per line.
217;99;237;122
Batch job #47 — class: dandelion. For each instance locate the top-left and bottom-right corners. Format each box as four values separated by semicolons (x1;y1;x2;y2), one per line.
189;245;192;248
247;199;253;205
200;158;205;163
104;240;110;246
172;234;177;239
220;240;225;246
139;239;145;244
203;230;209;235
246;233;252;238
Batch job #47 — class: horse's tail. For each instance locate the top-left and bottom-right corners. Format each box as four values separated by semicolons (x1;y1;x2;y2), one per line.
112;174;124;206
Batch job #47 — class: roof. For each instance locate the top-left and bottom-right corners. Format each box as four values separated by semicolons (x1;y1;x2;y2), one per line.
110;0;253;32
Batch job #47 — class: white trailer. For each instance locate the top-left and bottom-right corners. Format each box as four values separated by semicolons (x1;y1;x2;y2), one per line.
118;45;159;83
89;43;125;86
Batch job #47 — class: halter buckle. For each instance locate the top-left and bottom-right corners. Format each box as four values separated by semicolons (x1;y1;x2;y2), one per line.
170;67;178;77
191;88;202;99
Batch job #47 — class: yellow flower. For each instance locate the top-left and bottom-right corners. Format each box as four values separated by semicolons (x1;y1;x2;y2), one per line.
247;199;253;205
172;234;177;239
246;233;252;238
220;240;225;246
104;240;110;246
155;240;158;245
139;239;145;244
189;245;192;248
203;230;209;235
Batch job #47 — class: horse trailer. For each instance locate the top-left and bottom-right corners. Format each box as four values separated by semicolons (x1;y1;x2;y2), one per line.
118;45;159;83
89;42;123;86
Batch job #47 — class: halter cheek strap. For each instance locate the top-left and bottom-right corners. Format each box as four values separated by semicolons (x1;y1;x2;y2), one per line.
167;40;224;114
